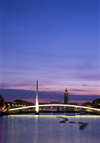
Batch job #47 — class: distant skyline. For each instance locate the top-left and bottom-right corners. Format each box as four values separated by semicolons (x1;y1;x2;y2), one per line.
0;0;100;104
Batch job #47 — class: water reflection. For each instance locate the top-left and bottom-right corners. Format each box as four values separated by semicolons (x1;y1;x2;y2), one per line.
1;121;4;143
0;115;100;143
34;115;39;143
58;116;88;129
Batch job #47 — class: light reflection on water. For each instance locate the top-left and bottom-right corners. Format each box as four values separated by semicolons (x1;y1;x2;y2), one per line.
0;114;100;143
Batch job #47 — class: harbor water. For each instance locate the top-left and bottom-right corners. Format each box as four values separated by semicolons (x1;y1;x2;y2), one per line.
0;113;100;143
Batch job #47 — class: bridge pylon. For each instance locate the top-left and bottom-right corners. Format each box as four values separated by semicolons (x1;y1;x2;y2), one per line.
35;80;39;115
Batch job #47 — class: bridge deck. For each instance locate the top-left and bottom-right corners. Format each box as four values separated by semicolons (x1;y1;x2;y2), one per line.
9;104;100;112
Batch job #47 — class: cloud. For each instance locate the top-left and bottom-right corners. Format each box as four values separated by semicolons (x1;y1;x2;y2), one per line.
82;84;100;87
78;73;100;81
70;89;88;92
0;82;35;89
0;83;11;89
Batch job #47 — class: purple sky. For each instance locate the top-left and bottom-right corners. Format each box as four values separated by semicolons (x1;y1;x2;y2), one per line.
0;0;100;104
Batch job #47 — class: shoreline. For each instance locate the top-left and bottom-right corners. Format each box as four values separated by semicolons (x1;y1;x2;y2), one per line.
0;110;100;116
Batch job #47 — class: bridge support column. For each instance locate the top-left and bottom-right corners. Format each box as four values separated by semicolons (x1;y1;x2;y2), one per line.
35;80;39;115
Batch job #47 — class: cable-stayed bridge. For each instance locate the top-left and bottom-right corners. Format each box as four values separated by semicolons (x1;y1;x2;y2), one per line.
9;80;100;114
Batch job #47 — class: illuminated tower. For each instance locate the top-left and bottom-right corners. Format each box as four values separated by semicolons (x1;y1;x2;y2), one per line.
64;87;68;104
35;80;39;115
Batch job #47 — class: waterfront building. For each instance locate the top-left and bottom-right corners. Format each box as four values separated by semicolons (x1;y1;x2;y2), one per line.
0;95;4;103
14;99;34;106
0;95;5;111
92;98;100;108
64;87;68;104
82;102;92;107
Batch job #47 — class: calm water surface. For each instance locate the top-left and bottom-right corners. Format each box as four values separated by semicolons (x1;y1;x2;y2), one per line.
0;113;100;143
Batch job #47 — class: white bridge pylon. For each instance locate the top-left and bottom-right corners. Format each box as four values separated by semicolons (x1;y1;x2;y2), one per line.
35;80;39;115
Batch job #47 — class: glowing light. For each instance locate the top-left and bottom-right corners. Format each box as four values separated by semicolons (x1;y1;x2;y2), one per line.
8;115;100;118
9;104;100;112
9;105;35;111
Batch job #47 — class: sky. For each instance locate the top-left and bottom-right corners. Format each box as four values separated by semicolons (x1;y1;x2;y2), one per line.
0;0;100;104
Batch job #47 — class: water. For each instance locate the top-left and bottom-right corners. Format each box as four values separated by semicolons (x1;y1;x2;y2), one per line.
0;113;100;143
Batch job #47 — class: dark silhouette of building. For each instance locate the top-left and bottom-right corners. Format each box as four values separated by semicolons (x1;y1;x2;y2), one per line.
0;95;5;111
14;99;34;106
64;87;68;104
92;98;100;108
82;102;92;107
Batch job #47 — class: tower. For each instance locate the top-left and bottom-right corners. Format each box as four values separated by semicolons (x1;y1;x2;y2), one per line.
64;87;68;104
35;80;39;115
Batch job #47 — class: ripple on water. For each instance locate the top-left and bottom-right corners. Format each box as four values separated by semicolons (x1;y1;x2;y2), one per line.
0;114;100;143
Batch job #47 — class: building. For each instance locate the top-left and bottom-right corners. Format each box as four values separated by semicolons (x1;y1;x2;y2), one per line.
14;99;34;107
64;87;68;104
0;95;6;111
92;98;100;108
82;102;92;107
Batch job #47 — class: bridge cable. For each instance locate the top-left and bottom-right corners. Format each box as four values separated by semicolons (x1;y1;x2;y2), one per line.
39;86;57;102
27;86;36;104
20;85;36;100
40;85;64;99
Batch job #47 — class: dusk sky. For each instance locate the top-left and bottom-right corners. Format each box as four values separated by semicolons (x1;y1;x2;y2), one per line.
0;0;100;104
